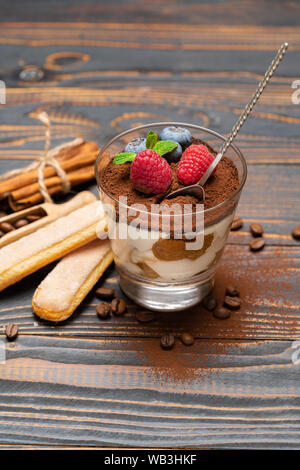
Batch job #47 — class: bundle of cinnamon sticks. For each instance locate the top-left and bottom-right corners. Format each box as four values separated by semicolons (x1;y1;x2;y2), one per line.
0;138;99;211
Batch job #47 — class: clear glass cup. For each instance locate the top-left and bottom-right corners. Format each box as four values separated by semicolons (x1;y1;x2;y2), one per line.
95;123;247;311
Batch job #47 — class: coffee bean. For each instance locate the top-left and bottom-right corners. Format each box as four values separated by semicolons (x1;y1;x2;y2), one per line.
111;298;127;316
226;284;240;297
213;306;231;320
0;210;7;218
95;287;115;300
292;226;300;241
224;295;241;310
250;238;265;252
136;311;156;323
250;223;263;237
14;218;29;229
160;334;175;350
231;216;243;231
0;222;15;233
96;302;111;320
26;214;41;222
181;332;194;346
5;323;19;340
202;295;218;311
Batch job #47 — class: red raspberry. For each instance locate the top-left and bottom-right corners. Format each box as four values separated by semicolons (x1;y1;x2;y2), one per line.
177;144;216;185
130;149;172;194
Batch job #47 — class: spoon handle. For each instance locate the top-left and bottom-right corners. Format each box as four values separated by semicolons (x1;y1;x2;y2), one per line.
198;42;288;186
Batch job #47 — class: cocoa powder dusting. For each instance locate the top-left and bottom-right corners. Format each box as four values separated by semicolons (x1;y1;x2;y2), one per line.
115;245;298;385
101;138;239;212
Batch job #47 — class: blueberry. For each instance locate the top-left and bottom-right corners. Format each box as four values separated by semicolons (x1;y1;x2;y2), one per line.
164;141;182;163
125;138;146;154
159;126;192;148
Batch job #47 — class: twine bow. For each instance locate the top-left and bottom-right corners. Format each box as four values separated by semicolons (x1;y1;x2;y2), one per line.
0;111;71;203
37;112;70;203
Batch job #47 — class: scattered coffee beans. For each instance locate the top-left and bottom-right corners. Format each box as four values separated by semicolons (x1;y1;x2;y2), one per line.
181;332;194;346
96;302;111;320
0;222;14;233
5;323;19;340
0;212;45;237
160;334;175;350
95;287;115;300
231;216;243;231
250;238;265;252
224;295;241;310
202;295;218;311
250;223;263;237
226;284;240;297
111;298;127;316
213;306;231;320
292;226;300;241
136;311;156;323
14;218;29;229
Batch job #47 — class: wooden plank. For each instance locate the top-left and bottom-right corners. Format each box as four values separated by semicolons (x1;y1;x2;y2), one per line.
1;23;300;51
0;336;298;448
0;244;299;339
0;0;297;26
1;84;300;166
0;0;300;25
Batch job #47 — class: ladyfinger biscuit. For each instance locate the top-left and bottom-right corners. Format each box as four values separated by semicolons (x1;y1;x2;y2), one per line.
0;201;107;292
32;239;113;322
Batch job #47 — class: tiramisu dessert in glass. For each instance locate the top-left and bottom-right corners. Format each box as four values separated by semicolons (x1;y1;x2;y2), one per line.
96;123;247;311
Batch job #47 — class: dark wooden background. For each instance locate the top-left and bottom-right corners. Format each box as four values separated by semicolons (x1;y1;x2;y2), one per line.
0;0;299;449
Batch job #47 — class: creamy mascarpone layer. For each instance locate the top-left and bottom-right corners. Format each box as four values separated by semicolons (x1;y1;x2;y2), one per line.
110;213;233;281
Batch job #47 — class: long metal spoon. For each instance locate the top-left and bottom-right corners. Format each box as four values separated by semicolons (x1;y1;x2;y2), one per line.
166;42;289;202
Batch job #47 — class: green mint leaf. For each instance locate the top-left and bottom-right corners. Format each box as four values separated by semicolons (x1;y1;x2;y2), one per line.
153;140;178;157
113;152;136;164
146;130;159;149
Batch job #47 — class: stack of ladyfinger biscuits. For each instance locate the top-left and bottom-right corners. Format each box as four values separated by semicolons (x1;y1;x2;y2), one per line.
0;191;113;322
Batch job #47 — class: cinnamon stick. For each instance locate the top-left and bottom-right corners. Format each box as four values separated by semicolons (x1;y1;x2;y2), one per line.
0;141;99;195
10;165;95;209
10;155;98;201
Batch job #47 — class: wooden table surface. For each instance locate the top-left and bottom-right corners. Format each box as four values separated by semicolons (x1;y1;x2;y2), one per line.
0;0;299;450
